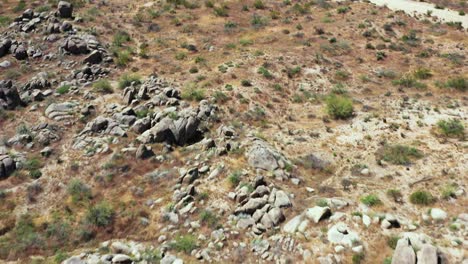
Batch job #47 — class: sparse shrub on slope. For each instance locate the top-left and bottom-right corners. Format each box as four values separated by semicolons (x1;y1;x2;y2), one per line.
325;94;353;119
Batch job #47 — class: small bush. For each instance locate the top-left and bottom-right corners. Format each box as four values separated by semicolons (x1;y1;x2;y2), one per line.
444;76;466;92
171;235;198;254
0;15;12;27
258;67;273;79
409;190;434;205
228;171;242;188
254;0;265;9
413;68;432;79
199;210;219;228
392;75;426;89
213;5;229;17
387;235;399;249
352;253;365;264
181;84;205;101
241;80;252;87
93;79;113;94
286;66;301;78
112;31;131;47
441;184;457;199
115;49;132;66
437;119;464;138
118;74;141;89
386;189;402;202
213;91;229;103
337;6;350;14
325;94;353;119
68;179;92;203
251;14;268;28
85;202;114;227
56;85;71;95
378;144;423;165
360;194;382;207
13;0;26;12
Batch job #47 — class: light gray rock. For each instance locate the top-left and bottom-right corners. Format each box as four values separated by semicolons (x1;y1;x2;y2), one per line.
391;238;416;264
235;196;268;215
274;190;292;208
417;244;438;264
305;206;331;223
327;222;360;247
62;256;86;264
430;208;447;221
283;215;303;233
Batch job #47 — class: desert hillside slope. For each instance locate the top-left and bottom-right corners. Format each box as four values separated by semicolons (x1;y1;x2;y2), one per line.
0;0;467;263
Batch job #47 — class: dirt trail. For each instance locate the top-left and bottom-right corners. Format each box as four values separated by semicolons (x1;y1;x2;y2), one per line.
368;0;468;28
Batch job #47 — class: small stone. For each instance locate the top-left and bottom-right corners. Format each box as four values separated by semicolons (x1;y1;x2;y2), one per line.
430;208;447;221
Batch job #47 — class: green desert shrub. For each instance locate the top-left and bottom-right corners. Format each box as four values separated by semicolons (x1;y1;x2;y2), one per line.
325;94;353;119
360;194;382;207
93;79;113;94
67;179;92;203
378;144;423;165
409;190;434;205
85;202;114;227
56;85;71;95
181;84;205;101
437;119;464;138
444;76;466;91
171;235;198;254
199;210;220;228
118;73;141;89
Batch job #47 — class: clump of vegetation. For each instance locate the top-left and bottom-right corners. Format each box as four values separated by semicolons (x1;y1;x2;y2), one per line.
386;189;403;202
387;235;400;249
352;253;365;264
442;76;466;92
93;79;113;94
112;31;131;47
13;0;27;13
253;0;265;9
441;183;457;199
360;194;382;207
24;157;43;179
67;179;92;203
85;201;114;227
378;144;423;165
413;68;432;79
213;4;229;17
251;14;268;28
56;84;71;95
213;91;229;103
409;190;435;205
241;79;252;86
171;235;198;254
199;210;220;228
181;83;205;101
325;94;353;119
436;119;465;138
115;49;132;66
118;73;142;89
258;67;273;79
228;171;242;188
286;66;301;78
0;15;12;27
392;75;426;89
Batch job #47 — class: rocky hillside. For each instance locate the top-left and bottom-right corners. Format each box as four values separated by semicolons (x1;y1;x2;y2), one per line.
0;0;466;263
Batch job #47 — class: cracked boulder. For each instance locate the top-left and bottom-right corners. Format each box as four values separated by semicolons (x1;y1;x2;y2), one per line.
0;155;16;179
57;1;73;18
0;80;24;110
45;101;79;121
138;102;215;146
